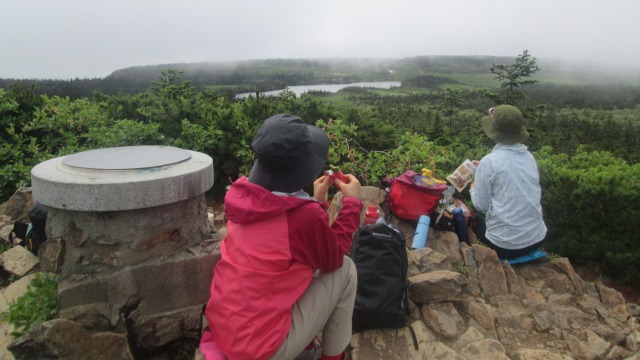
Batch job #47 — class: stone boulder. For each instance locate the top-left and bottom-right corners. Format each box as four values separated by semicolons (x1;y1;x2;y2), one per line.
7;319;133;360
0;187;34;223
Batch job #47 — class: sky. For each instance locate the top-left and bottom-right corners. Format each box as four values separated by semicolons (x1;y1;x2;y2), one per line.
2;0;640;79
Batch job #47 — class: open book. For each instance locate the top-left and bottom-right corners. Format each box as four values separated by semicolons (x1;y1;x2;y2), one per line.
446;159;477;193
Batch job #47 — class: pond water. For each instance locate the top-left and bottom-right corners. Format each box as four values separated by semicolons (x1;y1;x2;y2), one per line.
235;81;401;99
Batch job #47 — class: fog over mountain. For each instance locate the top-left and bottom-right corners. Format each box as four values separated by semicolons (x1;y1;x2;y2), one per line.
2;0;640;79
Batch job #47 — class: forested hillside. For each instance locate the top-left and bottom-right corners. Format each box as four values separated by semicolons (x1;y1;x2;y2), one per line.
1;52;639;284
2;55;639;99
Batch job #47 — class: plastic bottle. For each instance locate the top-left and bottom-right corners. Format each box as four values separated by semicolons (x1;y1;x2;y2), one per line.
411;215;430;249
364;206;380;225
452;207;470;245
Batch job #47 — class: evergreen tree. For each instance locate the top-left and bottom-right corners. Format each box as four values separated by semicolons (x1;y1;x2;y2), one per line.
478;50;541;106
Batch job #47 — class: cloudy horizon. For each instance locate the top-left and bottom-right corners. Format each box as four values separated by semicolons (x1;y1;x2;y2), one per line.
3;0;640;80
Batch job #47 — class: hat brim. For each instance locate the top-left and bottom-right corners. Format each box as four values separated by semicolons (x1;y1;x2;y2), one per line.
248;125;329;193
481;116;529;145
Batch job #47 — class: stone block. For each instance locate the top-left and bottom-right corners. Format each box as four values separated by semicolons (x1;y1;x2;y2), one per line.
460;339;509;360
0;273;38;313
473;244;508;297
0;246;39;277
407;247;452;277
0;187;33;223
408;270;467;304
421;302;465;339
57;249;219;344
7;319;133;360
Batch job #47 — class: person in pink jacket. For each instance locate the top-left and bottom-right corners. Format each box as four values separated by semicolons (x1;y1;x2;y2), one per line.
201;114;363;360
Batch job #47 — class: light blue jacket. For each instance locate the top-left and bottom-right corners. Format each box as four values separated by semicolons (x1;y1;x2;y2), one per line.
471;143;547;249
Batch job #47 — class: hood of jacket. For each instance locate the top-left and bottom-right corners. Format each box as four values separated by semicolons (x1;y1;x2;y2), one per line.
224;177;315;225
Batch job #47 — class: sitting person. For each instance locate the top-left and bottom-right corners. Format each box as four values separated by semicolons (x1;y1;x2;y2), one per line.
470;105;547;259
201;114;363;360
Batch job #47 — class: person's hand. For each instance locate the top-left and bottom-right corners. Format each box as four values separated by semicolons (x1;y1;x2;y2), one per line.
336;174;361;199
313;175;331;203
472;160;480;167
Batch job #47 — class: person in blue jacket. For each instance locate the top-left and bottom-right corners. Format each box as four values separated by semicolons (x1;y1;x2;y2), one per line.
470;105;547;259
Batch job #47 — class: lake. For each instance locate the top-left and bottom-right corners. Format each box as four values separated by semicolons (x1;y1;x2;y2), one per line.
235;81;401;99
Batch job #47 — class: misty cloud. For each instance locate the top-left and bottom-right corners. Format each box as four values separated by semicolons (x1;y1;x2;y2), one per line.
2;0;640;79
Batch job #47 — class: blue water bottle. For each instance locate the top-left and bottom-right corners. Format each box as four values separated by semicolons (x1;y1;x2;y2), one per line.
411;215;430;249
452;207;470;245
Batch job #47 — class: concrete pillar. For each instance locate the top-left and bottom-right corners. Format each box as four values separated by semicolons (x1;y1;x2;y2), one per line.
28;146;220;355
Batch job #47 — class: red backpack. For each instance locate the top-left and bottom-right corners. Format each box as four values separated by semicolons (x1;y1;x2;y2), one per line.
383;171;448;221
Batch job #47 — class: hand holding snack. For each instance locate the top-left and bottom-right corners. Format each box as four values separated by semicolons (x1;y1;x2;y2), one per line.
313;175;331;203
324;170;347;190
337;174;361;198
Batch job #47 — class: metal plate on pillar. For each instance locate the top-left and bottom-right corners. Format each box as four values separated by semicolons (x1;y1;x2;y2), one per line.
62;146;192;170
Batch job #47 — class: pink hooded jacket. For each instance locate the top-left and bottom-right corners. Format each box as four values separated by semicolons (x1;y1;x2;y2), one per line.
201;177;362;360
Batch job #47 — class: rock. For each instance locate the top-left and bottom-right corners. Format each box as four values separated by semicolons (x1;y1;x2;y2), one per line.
502;261;523;295
407;247;452;277
606;345;632;360
584;329;610;359
58;303;112;331
427;230;463;267
7;319;133;360
460;244;481;296
0;246;39;277
532;310;554;331
463;299;497;339
548;293;574;306
408;270;467;304
0;273;39;313
512;348;573;360
0;322;15;360
459;338;509;360
56;249;219;351
473;244;508;296
350;320;439;360
491;294;534;335
0;187;33;223
0;224;14;245
420;302;465;339
548;258;586;294
597;284;630;322
452;325;485;351
38;238;65;273
519;260;583;294
563;329;610;360
627;330;640;353
574;293;609;318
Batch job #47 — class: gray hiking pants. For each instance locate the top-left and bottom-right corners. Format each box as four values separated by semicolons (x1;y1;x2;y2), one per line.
270;256;357;360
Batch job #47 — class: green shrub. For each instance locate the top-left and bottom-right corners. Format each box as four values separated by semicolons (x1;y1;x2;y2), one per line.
0;272;58;338
537;146;640;282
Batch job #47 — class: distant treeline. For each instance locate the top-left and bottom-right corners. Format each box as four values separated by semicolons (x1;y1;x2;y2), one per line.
4;55;638;99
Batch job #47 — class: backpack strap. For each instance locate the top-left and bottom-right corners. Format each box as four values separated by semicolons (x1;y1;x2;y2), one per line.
407;323;419;350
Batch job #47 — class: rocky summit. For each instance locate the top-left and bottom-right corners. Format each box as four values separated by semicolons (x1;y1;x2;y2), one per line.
1;186;639;359
329;188;640;360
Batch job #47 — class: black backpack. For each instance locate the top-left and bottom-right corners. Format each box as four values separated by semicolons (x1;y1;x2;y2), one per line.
9;202;47;255
350;222;409;331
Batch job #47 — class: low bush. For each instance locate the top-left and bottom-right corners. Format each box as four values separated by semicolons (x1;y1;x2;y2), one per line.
0;272;58;337
537;146;640;283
